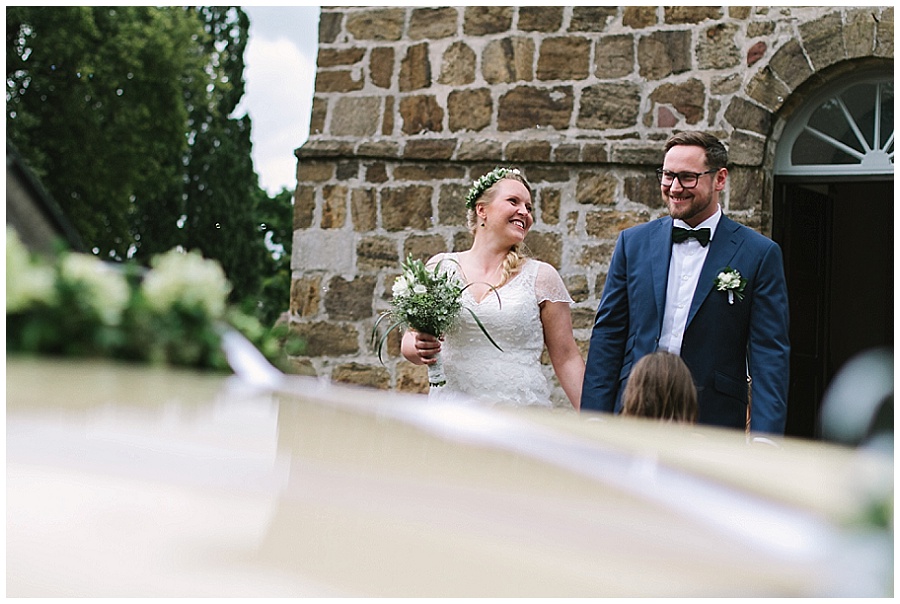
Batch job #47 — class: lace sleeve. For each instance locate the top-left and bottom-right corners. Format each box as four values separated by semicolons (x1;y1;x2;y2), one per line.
534;261;574;304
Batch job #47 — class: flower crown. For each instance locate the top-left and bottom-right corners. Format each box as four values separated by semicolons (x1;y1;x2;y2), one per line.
465;167;521;209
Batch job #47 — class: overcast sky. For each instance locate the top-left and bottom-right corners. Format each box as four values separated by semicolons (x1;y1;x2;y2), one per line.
238;6;321;194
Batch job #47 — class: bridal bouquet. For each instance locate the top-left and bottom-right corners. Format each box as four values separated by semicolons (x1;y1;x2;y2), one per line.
373;254;500;387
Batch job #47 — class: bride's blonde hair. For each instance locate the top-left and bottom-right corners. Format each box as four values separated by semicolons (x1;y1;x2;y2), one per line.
466;169;532;288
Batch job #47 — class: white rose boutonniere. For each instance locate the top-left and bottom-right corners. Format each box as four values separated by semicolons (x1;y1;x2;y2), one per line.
714;267;747;305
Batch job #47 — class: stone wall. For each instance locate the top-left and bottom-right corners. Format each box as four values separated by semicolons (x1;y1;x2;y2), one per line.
288;5;893;404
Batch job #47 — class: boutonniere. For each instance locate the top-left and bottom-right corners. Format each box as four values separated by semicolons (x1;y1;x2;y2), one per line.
714;267;747;305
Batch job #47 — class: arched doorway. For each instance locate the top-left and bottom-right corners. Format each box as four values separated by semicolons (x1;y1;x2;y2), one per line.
772;71;893;439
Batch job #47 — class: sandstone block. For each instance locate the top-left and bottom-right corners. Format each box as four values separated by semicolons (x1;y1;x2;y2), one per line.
365;163;388;184
399;95;444;135
357;236;399;271
624;174;664;208
570;7;617;32
439;42;477;86
697;23;741;70
538;188;561;225
309;96;326;135
448;88;491;132
563;274;589;303
728;130;766;166
404;234;447;263
331;97;380;137
346;8;405;41
381;185;434;231
292;230;355;273
290;321;359;356
457;139;502;161
595;35;635;78
575;171;617;206
317;48;366;68
290;275;321;317
506;140;552;162
498;86;573;131
321;185;347;229
769;39;813;90
724;97;772;136
351;188;377;232
396;363;429;394
324;275;377;321
331;363;391;389
463;6;513;36
399;42;432;91
844;9;876;59
623;6;657;29
438;183;470;226
578;82;641;129
394;164;466;181
746;68;791;112
318;11;342;43
358;140;400;159
638;30;691;79
518;7;563;33
571;306;596;331
483;38;534;84
523;231;562;267
664;6;723;24
800;12;846;71
404;139;457;160
537;37;591;81
585;210;648;239
370;47;394;89
649;79;706;125
727;167;766;211
314;69;364;93
293;186;315;229
409;7;459;40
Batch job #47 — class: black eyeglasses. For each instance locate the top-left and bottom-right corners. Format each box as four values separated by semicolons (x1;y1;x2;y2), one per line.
656;168;717;189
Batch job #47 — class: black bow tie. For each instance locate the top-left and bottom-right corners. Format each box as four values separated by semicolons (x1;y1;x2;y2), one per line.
672;226;711;247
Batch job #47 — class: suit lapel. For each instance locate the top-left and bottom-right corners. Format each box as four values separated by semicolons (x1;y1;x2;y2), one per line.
651;217;672;329
686;215;742;327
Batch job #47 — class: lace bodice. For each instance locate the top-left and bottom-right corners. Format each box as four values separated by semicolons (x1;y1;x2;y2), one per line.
427;253;573;407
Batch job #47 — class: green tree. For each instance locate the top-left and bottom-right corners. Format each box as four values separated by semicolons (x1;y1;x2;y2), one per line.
6;6;207;258
7;6;288;325
255;187;294;326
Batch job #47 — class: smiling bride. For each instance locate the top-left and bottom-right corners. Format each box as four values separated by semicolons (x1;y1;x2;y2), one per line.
400;167;584;410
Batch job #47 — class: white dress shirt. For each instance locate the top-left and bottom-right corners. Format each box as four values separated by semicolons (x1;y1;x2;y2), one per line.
658;206;722;355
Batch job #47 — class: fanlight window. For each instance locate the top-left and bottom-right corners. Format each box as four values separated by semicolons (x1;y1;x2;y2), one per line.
776;76;894;176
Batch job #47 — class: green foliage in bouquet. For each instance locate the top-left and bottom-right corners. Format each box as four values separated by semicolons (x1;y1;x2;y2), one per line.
372;254;501;363
6;227;302;371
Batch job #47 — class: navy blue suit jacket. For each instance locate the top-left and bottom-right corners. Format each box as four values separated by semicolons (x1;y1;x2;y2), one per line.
581;214;790;434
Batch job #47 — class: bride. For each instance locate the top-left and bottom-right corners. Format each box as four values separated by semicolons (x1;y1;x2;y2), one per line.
400;167;584;410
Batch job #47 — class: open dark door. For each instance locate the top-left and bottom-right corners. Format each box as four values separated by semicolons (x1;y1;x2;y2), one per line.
773;179;893;439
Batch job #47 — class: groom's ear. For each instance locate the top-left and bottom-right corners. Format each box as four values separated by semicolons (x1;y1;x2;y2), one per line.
714;167;728;191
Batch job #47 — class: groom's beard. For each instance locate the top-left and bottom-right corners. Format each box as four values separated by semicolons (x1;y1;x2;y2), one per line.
663;186;716;226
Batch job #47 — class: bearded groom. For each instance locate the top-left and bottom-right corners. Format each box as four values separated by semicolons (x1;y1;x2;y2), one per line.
581;131;790;434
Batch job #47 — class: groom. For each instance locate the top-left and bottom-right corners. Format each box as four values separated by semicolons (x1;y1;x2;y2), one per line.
581;132;790;434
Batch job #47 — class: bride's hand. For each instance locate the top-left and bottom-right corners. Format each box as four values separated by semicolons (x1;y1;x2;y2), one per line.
413;332;442;365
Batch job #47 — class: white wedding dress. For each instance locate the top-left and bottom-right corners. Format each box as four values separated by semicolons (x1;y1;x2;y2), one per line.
426;253;573;408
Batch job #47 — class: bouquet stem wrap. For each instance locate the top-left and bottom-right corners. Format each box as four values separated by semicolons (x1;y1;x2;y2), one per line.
428;352;447;387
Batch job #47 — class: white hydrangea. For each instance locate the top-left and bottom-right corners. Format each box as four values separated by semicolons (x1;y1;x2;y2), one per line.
6;228;56;313
142;249;232;318
59;253;130;325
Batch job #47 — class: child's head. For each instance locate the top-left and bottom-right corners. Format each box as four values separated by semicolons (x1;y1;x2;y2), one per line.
621;351;698;423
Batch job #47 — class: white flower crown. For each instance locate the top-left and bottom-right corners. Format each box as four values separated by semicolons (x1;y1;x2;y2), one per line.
465;167;521;209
